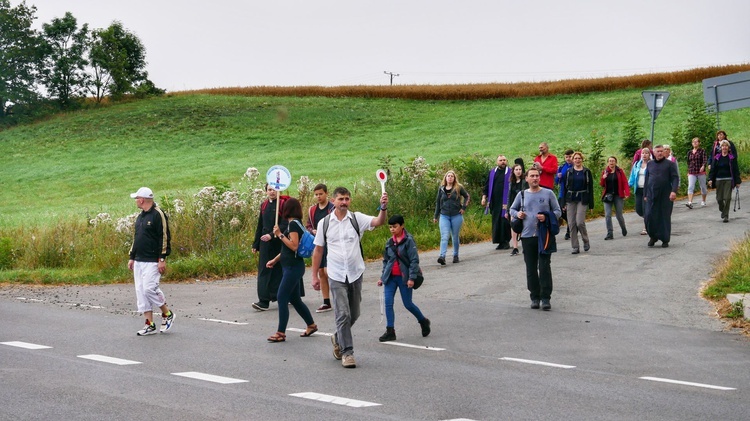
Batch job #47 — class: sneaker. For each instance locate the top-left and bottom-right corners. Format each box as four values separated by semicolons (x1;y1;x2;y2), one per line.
571;248;580;255
723;217;729;223
137;323;157;336
331;333;342;360
541;299;551;311
686;202;693;209
437;256;446;266
379;328;396;342
583;243;590;252
452;256;460;263
701;201;706;207
604;234;613;240
564;233;570;240
316;303;332;313
530;300;540;309
342;354;356;368
510;248;519;256
419;318;431;337
252;302;269;311
160;311;175;333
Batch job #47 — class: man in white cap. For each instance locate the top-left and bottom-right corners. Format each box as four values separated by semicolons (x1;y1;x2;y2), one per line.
128;187;175;336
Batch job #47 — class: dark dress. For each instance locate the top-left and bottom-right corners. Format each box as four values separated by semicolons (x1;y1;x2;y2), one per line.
484;168;511;245
644;158;679;243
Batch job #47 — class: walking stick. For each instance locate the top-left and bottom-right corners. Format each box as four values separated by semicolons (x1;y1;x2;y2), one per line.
734;187;740;211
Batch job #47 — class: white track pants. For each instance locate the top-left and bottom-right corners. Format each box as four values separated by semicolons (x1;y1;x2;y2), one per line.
133;261;166;313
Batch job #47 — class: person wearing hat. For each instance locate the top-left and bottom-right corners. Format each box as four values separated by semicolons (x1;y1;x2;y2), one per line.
128;187;175;336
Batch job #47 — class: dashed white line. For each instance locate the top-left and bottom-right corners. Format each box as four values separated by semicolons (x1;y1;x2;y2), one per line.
500;357;576;369
77;354;142;365
289;392;381;407
1;341;52;350
172;371;248;384
639;376;736;391
198;318;248;325
286;327;332;336
65;303;105;309
15;297;45;302
379;341;446;351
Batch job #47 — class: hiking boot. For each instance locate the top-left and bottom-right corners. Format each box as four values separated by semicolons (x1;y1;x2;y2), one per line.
541;299;552;311
571;248;580;254
437;256;446;265
379;327;396;342
252;302;269;311
331;333;342;360
419;318;431;337
452;256;460;263
510;248;519;256
342;354;356;368
530;300;540;309
137;323;157;336
316;303;332;313
160;311;175;333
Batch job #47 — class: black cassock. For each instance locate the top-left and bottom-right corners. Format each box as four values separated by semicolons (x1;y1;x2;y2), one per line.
644;158;679;243
486;168;511;244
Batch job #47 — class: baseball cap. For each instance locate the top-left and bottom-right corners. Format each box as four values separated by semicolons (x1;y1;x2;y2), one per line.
130;187;154;199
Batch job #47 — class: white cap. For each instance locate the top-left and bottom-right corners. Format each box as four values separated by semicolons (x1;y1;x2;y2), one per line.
130;187;154;199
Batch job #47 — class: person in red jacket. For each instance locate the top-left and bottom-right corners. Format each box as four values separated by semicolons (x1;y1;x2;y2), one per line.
600;156;630;240
533;142;558;190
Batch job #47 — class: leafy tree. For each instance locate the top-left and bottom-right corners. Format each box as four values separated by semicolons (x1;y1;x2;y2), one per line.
89;21;148;102
39;12;90;108
620;115;646;160
0;0;42;117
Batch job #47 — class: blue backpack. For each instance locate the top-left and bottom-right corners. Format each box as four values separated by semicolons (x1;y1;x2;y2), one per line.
293;220;315;258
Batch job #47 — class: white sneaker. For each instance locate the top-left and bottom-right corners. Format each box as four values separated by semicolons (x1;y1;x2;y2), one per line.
160;311;175;333
137;323;157;336
701;201;706;207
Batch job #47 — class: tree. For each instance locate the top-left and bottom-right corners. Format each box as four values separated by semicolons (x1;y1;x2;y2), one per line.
620;115;646;160
0;0;42;117
39;12;90;108
89;21;147;102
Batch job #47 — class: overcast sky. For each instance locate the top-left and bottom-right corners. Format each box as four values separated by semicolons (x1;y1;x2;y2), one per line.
18;0;750;92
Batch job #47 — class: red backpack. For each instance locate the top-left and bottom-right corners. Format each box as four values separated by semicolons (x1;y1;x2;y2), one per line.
260;195;291;216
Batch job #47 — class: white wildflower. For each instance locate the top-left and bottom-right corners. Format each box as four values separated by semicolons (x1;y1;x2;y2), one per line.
244;167;260;181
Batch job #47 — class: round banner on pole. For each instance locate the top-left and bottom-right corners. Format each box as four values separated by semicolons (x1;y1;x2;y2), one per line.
266;165;292;191
376;169;387;194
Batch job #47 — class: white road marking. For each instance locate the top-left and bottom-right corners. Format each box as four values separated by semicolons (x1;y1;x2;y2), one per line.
198;318;248;325
16;297;45;302
172;372;248;384
639;376;736;391
286;327;332;336
442;419;479;421
1;341;52;350
77;354;142;365
289;392;381;407
500;357;576;369
64;303;105;309
380;341;446;351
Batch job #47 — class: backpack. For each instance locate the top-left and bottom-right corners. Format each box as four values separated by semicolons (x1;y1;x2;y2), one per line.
260;195;290;216
389;237;424;289
322;213;364;259
292;219;315;258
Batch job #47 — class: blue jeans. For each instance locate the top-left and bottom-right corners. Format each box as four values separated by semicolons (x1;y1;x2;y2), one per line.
276;262;314;333
439;213;463;257
384;275;425;328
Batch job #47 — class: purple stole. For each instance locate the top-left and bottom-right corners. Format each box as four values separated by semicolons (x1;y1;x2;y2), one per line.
486;167;512;217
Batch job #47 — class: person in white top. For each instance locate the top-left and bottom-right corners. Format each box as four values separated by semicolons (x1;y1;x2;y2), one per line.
311;187;388;368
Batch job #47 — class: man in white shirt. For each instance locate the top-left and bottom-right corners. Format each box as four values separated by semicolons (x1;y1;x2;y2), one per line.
311;187;388;368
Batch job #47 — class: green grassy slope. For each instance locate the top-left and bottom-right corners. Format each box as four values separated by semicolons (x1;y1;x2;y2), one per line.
2;83;749;227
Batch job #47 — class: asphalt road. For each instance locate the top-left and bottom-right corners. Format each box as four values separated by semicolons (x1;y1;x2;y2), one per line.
2;192;749;420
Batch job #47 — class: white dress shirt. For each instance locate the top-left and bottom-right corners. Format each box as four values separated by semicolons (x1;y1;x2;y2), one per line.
313;211;374;283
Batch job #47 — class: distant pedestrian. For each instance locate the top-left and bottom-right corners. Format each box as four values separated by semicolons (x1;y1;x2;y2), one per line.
481;155;512;250
311;187;389;369
306;183;335;313
686;137;708;209
555;149;574;240
629;148;651;235
509;168;562;311
251;184;288;311
600;156;630;240
507;164;528;256
266;198;318;342
632;139;652;166
708;131;738;171
563;152;594;254
128;187;175;336
708;140;741;223
434;170;470;265
378;214;430;342
644;145;679;247
533;142;558;190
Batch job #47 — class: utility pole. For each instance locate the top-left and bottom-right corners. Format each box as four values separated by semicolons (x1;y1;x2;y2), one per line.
383;71;400;86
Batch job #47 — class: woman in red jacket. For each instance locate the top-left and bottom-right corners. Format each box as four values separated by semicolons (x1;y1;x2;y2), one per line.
600;156;630;240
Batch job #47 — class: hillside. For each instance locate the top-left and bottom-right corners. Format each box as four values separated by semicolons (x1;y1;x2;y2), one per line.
1;82;749;227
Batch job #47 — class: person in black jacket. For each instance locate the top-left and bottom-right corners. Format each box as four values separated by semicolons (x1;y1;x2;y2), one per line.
128;187;175;336
377;214;430;342
252;184;288;311
433;170;470;265
708;140;742;223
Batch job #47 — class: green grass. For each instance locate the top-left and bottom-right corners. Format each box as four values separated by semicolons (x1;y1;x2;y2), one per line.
703;234;750;299
4;82;750;227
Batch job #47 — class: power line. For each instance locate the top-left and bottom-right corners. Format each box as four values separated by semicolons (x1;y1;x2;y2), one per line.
383;71;400;86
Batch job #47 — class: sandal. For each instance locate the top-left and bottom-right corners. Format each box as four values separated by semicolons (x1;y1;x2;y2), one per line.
267;332;286;342
300;324;318;337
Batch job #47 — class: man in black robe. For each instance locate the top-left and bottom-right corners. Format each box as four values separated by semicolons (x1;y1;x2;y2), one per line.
481;155;512;249
644;145;679;248
251;185;289;310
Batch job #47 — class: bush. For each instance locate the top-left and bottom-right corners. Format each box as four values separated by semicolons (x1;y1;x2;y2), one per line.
0;237;15;270
620;116;646;160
